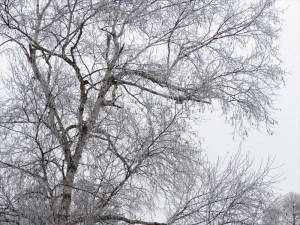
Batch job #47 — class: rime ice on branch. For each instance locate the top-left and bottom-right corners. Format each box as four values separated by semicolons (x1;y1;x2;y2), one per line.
0;0;283;224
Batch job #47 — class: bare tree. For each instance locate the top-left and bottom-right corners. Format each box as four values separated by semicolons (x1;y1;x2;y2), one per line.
0;0;283;224
262;193;300;225
281;193;300;225
261;200;282;225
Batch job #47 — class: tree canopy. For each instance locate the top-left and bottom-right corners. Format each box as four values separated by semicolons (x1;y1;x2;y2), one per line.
262;193;300;225
0;0;284;224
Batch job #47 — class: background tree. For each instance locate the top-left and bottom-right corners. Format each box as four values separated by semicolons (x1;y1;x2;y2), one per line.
281;193;300;225
0;0;283;224
262;193;300;225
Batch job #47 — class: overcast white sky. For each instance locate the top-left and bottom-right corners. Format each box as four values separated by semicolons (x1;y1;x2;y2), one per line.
201;0;300;195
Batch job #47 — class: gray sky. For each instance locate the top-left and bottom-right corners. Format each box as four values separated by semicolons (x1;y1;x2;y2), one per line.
201;0;300;195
